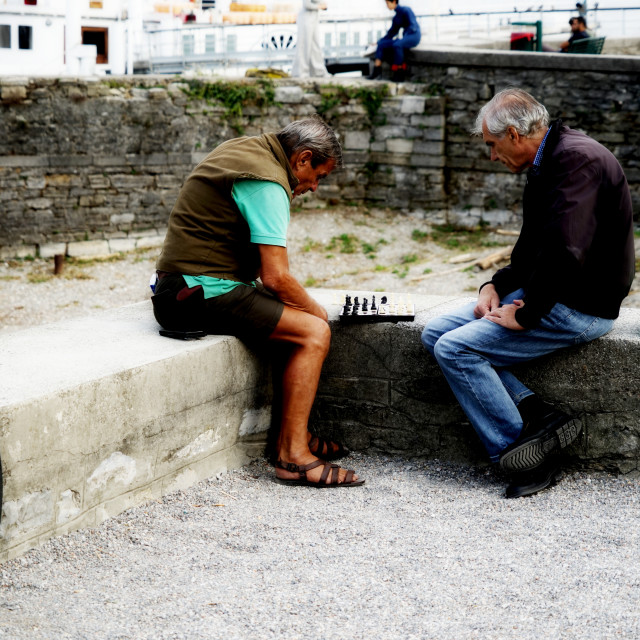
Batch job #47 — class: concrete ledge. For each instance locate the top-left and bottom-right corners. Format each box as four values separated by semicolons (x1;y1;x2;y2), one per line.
315;293;640;474
410;46;640;73
0;302;272;562
2;292;640;561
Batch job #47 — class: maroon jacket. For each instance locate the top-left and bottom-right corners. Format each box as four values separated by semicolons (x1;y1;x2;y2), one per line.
489;121;635;328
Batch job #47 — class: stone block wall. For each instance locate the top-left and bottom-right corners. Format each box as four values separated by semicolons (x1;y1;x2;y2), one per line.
408;49;640;229
313;295;640;475
1;47;639;258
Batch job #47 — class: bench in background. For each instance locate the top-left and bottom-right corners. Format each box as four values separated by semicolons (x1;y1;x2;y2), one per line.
568;36;606;54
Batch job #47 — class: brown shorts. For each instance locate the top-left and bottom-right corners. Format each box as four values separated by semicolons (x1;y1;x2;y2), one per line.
152;274;284;344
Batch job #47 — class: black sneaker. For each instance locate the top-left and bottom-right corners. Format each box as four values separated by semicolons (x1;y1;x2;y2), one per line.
367;66;382;80
499;409;582;473
505;457;563;499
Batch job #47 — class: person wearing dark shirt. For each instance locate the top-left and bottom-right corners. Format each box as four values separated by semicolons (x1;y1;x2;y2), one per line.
368;0;421;82
421;89;634;499
562;16;590;51
543;16;590;52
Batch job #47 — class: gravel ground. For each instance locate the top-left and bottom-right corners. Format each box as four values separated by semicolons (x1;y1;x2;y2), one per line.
1;455;640;639
2;206;640;638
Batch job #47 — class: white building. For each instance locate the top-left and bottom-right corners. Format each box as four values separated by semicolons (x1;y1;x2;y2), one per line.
0;0;144;76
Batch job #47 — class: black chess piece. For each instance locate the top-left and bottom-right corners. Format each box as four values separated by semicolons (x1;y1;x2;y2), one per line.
381;296;388;305
371;295;377;311
352;296;360;315
362;298;368;312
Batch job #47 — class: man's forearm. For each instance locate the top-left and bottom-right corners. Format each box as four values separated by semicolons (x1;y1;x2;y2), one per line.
262;272;327;321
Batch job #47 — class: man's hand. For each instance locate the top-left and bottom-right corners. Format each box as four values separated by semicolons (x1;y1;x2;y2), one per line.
473;283;500;318
484;299;526;330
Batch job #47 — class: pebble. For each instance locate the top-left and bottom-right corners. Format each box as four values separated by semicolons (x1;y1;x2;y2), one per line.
1;455;639;639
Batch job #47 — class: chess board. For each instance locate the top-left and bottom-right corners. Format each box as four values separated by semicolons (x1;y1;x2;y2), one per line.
338;293;415;324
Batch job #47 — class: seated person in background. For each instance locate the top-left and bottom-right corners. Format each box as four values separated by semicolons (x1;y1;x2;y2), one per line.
368;0;421;82
152;116;364;488
559;16;590;52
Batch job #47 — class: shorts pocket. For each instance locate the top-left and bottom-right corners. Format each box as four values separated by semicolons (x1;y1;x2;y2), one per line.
152;284;205;331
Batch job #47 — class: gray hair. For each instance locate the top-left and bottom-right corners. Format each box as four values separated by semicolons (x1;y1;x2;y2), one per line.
276;115;343;169
471;88;550;138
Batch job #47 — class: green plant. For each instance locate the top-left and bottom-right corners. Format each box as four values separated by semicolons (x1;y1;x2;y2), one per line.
326;233;358;254
316;84;389;123
362;161;379;182
429;224;499;252
401;254;418;264
392;266;409;279
353;85;389;121
181;79;276;133
302;237;322;252
361;242;376;255
411;229;429;242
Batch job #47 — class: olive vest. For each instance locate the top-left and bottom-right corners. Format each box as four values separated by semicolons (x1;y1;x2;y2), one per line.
156;133;298;282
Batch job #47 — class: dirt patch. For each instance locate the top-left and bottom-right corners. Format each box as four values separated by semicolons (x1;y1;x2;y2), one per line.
1;204;638;333
288;205;515;297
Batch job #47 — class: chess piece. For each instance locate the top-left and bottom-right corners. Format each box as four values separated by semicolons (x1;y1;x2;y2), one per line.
371;295;377;311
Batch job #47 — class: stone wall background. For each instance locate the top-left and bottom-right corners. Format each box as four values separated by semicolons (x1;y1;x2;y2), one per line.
1;48;638;258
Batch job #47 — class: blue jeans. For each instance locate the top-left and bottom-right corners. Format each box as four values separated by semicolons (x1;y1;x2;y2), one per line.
421;289;614;462
376;32;421;65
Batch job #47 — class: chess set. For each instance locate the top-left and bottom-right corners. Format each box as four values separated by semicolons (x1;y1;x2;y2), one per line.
338;293;415;324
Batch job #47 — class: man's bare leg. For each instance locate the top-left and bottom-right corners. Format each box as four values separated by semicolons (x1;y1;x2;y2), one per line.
268;306;359;484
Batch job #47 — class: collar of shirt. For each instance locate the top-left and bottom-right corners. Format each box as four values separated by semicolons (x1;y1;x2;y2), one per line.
531;127;551;174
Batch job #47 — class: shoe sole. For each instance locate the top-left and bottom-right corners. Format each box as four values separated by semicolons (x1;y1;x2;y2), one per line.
499;417;582;473
274;477;365;488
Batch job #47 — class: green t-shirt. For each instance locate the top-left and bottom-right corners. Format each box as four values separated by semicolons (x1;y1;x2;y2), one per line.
182;179;290;298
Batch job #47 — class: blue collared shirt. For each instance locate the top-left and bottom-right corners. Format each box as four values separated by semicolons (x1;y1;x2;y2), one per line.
531;127;551;174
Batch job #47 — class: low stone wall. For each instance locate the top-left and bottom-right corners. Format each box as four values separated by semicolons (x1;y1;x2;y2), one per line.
1;47;639;257
407;47;640;228
314;294;640;474
0;302;272;562
2;292;639;561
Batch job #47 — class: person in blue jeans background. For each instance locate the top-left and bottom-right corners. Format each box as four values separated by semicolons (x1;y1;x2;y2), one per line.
368;0;421;82
422;88;635;499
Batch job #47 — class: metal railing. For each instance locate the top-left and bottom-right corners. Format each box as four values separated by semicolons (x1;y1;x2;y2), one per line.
139;7;640;75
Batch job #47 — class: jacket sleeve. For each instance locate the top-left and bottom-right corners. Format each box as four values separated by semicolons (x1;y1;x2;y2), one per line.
514;151;601;328
382;12;401;39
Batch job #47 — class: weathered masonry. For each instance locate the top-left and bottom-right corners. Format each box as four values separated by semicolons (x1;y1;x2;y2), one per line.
1;48;639;258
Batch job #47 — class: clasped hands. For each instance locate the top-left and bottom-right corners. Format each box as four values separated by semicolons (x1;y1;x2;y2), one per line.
473;284;526;331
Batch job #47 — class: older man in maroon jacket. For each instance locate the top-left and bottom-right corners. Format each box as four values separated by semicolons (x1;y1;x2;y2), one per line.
422;88;635;498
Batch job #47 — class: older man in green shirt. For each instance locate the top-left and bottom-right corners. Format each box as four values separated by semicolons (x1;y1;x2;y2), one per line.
153;116;363;488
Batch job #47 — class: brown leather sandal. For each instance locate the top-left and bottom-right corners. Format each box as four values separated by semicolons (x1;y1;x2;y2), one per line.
308;435;350;461
275;460;364;488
